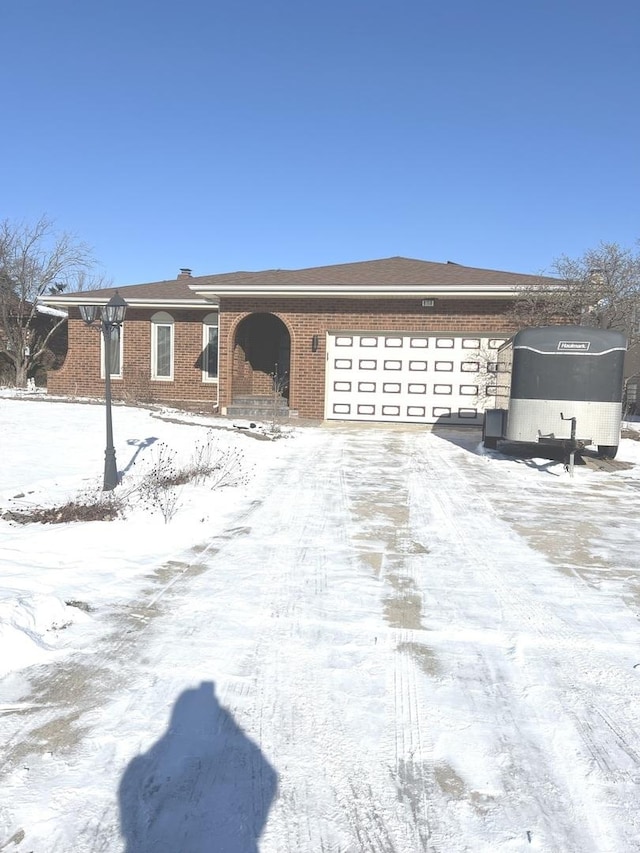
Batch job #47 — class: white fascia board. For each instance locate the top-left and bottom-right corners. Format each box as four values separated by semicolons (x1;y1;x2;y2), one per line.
190;284;524;299
40;297;218;310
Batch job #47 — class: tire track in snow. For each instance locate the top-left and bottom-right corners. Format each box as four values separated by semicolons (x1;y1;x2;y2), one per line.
423;441;640;782
390;633;433;851
410;434;640;851
338;430;444;852
226;430;426;852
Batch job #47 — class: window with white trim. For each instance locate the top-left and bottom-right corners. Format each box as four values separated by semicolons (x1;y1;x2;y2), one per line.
151;312;174;380
100;327;123;379
202;313;218;381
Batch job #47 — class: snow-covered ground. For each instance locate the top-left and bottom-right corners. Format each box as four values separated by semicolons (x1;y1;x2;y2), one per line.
1;393;640;852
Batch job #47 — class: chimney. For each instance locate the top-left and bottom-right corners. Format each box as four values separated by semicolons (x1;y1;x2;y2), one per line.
178;268;192;279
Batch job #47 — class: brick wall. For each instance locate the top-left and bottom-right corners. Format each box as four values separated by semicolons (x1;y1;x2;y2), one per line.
47;308;219;408
219;297;519;418
48;299;519;418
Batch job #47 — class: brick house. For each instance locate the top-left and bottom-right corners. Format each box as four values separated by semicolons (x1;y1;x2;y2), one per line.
42;256;555;424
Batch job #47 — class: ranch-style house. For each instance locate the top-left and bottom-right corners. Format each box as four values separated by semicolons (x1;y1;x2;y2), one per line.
42;256;555;424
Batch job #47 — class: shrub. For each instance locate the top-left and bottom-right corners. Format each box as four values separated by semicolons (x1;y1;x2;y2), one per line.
1;431;249;526
2;496;121;524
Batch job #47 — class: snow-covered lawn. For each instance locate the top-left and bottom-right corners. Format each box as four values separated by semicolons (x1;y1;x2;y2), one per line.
0;394;291;678
1;393;640;852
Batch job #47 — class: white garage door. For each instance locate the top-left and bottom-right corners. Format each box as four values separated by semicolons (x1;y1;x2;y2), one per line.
324;332;506;424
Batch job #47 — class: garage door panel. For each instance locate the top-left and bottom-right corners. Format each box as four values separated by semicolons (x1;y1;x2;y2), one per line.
325;333;504;424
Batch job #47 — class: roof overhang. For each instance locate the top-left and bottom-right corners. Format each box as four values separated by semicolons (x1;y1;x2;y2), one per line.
40;296;218;311
190;283;527;300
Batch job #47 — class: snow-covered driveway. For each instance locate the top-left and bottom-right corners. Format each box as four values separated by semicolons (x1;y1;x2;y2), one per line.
2;412;640;852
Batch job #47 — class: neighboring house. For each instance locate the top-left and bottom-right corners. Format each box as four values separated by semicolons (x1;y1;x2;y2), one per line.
0;301;68;386
42;256;557;424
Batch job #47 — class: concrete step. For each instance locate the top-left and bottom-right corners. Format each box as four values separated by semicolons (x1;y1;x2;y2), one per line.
227;395;290;419
232;395;288;403
227;408;290;419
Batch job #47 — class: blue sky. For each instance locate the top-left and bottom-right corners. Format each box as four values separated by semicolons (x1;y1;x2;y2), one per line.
2;0;639;285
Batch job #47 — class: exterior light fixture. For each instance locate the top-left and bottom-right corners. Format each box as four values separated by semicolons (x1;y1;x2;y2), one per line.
102;292;128;325
311;334;319;352
78;292;128;490
78;304;99;324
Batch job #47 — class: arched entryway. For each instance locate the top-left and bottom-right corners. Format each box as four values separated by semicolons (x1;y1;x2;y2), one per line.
231;313;291;405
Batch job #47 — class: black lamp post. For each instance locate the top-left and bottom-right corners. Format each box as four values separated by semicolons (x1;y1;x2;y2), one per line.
78;292;128;490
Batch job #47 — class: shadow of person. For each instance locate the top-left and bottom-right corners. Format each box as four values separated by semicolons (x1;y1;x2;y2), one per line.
119;681;277;852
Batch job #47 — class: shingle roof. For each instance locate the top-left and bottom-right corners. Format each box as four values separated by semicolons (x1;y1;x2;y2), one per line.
189;256;554;289
42;256;556;306
57;278;200;301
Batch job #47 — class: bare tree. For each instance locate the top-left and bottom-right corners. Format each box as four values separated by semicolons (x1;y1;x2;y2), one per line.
510;242;640;346
0;216;96;387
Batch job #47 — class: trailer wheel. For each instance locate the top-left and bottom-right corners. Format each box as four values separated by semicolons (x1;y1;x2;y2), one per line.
597;445;618;459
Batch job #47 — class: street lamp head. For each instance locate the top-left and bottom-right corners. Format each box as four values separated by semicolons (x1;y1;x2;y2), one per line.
78;304;100;325
102;292;128;325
